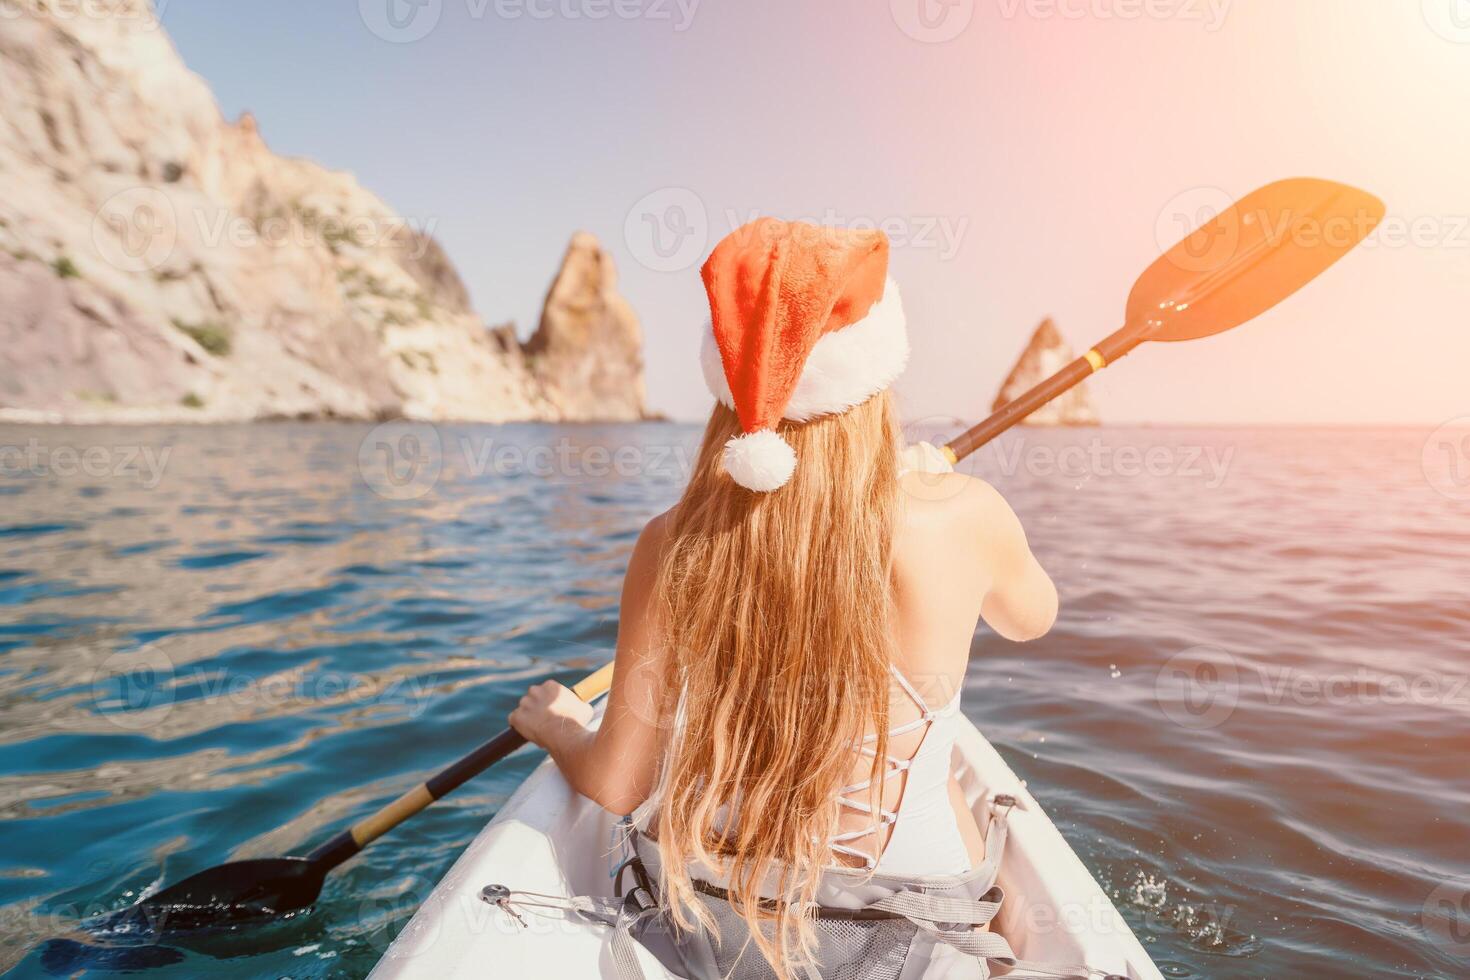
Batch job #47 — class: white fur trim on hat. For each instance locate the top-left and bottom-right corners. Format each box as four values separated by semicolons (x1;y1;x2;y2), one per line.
701;279;909;423
722;430;797;492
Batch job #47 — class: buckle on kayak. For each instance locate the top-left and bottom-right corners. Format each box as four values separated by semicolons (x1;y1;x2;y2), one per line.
479;884;527;929
990;793;1019;816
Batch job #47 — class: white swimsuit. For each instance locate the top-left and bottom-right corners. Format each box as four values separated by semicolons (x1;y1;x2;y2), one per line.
829;665;972;876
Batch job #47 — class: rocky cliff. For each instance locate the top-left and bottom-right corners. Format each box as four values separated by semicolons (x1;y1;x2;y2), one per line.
992;319;1100;426
0;1;647;424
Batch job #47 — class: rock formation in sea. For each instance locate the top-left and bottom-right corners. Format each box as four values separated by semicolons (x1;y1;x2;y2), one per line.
991;319;1100;426
0;1;647;424
525;232;647;422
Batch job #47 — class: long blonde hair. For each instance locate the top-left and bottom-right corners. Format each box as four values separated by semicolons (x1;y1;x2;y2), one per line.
651;391;902;978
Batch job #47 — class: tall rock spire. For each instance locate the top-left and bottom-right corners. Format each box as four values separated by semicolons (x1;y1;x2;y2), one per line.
525;232;648;421
991;319;1100;425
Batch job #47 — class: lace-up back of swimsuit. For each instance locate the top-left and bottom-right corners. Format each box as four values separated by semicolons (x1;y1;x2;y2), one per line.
829;664;970;876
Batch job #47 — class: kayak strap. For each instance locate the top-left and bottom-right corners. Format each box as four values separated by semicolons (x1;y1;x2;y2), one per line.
477;884;664;979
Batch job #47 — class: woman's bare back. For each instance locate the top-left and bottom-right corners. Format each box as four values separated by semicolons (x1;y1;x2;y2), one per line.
831;470;1058;869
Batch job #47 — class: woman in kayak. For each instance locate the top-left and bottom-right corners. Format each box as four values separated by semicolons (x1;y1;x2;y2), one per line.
510;218;1057;979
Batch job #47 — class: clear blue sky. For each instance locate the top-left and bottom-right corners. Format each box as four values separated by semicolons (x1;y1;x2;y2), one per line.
160;0;1469;425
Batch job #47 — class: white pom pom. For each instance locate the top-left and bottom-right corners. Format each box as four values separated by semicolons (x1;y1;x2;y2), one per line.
722;430;796;492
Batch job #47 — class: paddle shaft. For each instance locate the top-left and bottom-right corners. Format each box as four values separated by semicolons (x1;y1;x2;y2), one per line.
942;322;1148;463
305;662;616;871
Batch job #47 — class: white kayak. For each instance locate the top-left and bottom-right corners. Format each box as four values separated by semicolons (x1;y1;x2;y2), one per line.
371;716;1164;980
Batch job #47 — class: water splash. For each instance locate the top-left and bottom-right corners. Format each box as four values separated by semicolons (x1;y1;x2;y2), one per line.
1115;870;1263;958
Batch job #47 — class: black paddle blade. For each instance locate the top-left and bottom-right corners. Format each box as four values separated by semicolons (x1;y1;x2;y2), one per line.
99;858;325;936
39;938;186;974
1130;177;1385;342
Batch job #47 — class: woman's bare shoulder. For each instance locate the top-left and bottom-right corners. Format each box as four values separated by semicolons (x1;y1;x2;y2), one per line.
898;471;1016;528
896;471;1032;573
624;507;676;587
640;507;676;549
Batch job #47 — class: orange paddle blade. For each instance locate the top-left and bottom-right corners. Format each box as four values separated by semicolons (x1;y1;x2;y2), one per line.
1128;178;1385;342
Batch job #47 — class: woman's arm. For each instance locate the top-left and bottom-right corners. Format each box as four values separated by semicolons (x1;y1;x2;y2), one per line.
508;512;671;815
968;479;1058;642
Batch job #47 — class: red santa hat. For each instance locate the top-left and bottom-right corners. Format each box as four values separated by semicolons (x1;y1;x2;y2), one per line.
699;218;909;492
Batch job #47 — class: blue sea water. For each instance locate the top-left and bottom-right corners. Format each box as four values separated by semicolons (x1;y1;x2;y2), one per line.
0;421;1467;978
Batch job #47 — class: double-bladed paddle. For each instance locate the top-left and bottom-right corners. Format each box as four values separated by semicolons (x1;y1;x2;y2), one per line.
97;176;1381;935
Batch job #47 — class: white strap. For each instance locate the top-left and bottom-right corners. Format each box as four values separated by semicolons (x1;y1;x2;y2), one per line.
831;808;896;831
888;663;932;713
828;665;962;865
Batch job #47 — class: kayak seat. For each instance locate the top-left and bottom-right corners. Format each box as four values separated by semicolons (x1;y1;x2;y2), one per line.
622;799;1019;979
480;797;1101;979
